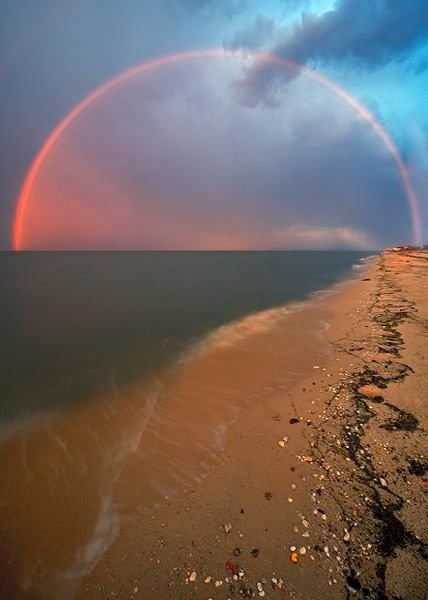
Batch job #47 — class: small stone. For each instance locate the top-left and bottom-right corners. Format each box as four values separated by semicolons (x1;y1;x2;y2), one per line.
223;522;232;534
299;547;307;555
257;582;263;592
343;529;350;542
251;548;259;557
290;552;299;563
204;576;212;583
233;547;241;556
278;440;286;448
288;497;294;503
189;571;197;582
380;478;387;487
133;587;138;593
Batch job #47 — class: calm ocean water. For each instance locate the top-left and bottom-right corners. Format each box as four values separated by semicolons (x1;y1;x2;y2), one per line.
0;251;372;423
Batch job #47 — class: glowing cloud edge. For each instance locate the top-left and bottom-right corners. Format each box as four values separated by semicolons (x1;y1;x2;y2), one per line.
13;48;422;250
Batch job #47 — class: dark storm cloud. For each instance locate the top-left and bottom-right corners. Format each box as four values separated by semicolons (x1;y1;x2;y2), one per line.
231;0;428;63
228;0;428;106
278;0;428;65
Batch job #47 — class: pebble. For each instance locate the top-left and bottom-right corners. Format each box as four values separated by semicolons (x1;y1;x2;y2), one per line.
380;478;387;487
299;547;307;555
223;523;232;534
189;571;197;582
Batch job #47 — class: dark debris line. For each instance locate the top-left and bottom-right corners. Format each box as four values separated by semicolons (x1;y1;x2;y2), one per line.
308;252;427;599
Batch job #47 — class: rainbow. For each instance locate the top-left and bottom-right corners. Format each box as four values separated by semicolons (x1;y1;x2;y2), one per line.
13;49;422;249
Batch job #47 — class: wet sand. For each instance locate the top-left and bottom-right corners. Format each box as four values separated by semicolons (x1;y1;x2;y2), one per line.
76;249;428;600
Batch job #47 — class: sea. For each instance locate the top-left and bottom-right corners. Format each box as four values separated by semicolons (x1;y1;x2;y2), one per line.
0;250;373;598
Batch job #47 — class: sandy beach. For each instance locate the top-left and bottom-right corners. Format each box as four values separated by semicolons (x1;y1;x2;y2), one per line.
72;248;427;600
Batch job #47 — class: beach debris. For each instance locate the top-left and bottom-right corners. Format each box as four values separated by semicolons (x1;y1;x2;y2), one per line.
223;522;232;534
289;417;300;424
290;552;299;563
343;529;351;542
287;497;294;503
189;571;197;582
233;547;241;556
214;580;223;587
251;548;260;557
313;365;320;369
290;545;296;551
299;546;307;555
358;384;384;399
278;440;286;448
204;576;212;583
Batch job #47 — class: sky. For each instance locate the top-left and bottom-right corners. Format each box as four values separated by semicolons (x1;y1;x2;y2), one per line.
1;0;427;250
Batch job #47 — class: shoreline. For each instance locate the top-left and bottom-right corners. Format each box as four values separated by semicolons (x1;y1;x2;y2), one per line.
77;248;427;600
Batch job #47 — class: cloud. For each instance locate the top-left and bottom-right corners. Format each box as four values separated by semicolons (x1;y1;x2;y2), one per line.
270;225;377;249
228;0;428;106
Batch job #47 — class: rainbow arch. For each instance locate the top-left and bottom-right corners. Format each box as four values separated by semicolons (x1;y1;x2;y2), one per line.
13;48;422;249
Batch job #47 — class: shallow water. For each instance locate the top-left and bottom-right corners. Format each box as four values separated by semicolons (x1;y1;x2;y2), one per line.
0;251;372;597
